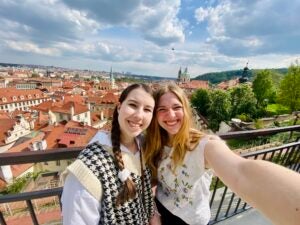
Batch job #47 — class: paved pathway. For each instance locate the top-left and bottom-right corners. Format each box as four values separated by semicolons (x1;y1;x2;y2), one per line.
216;208;273;225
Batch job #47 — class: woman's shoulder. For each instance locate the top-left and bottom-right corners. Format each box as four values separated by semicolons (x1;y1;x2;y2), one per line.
189;128;205;150
190;130;221;150
88;130;112;146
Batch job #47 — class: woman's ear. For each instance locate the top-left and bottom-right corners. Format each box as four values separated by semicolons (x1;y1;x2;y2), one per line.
117;102;121;112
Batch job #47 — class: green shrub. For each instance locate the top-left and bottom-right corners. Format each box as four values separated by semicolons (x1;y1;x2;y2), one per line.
237;113;252;122
266;104;290;115
254;119;264;129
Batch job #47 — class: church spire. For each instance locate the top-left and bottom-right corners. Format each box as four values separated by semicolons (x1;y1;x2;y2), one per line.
109;66;115;89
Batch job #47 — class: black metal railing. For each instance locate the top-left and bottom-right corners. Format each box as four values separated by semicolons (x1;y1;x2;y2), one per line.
208;141;300;224
0;125;300;225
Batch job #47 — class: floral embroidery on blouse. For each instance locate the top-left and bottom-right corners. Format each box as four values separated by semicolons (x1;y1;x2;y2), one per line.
158;151;194;207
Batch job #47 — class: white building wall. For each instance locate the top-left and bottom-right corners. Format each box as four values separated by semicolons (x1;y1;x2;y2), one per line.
0;165;13;183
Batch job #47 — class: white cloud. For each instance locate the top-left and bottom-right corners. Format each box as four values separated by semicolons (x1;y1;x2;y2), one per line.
195;7;211;22
62;0;185;46
1;0;300;77
194;0;300;56
5;40;60;56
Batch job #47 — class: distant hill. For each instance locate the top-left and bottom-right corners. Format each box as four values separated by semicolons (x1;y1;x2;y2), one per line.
193;68;288;84
0;62;175;81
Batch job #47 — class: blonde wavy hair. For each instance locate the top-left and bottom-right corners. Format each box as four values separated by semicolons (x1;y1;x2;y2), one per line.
144;83;205;178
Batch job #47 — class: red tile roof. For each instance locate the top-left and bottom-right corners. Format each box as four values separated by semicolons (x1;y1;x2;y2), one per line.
2;133;45;181
0;178;6;191
44;120;97;149
0;118;17;145
63;95;85;104
101;92;119;104
0;111;10;119
179;80;209;89
31;101;62;113
51;102;88;115
0;88;47;105
217;78;239;90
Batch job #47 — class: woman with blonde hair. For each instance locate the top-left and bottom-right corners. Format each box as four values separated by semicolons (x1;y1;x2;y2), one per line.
145;83;300;225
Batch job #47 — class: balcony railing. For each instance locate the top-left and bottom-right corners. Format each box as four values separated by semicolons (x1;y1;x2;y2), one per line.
208;141;300;224
0;125;300;225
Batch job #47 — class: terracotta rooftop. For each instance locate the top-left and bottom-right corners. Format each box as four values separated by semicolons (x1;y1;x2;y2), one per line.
179;80;209;89
217;78;239;90
50;102;89;115
1;133;46;183
63;94;85;104
0;111;10;119
44;120;97;149
0;88;47;105
0;118;17;145
0;178;6;191
31;101;62;113
101;92;119;104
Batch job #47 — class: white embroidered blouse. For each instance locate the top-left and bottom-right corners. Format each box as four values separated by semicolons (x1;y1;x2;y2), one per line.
156;137;212;225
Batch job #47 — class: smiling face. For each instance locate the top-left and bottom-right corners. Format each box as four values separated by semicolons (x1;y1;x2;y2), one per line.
156;91;184;139
118;87;155;142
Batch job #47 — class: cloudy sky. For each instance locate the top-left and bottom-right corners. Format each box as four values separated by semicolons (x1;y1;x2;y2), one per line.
0;0;300;78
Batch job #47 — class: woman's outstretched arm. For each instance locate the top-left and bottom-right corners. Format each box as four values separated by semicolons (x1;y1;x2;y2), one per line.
204;139;300;225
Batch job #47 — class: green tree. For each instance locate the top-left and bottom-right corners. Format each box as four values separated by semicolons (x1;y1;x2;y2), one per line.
229;84;257;119
190;88;210;117
207;90;231;131
252;70;276;106
278;63;300;111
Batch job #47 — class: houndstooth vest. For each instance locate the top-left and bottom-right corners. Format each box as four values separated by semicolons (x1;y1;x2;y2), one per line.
78;142;154;225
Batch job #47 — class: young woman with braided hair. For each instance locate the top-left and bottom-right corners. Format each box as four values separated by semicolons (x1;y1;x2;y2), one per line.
61;83;161;225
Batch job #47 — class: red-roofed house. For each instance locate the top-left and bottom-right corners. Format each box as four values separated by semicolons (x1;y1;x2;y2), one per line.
217;78;240;90
36;120;98;173
0;132;45;188
0;88;50;112
86;91;118;113
179;80;209;93
0;115;32;152
49;101;91;126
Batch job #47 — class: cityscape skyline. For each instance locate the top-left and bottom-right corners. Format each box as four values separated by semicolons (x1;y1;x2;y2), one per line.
0;0;300;78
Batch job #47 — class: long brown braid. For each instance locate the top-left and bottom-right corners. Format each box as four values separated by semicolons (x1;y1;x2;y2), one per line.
111;83;153;206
